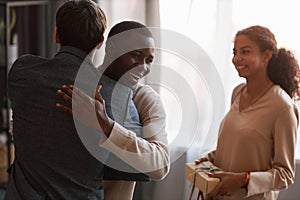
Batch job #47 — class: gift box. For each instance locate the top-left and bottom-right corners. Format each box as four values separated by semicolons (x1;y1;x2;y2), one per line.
185;161;221;194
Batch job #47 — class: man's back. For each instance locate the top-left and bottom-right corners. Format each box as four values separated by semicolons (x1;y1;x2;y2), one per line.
7;46;105;199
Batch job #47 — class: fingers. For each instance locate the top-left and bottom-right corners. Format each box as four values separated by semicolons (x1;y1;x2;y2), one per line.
195;159;201;164
62;85;91;106
60;85;103;103
96;85;102;93
56;103;72;115
207;173;232;199
57;88;72;105
95;85;105;103
57;84;104;111
71;85;96;100
61;85;73;98
208;183;224;199
56;85;73;114
208;172;222;179
206;173;222;199
195;157;208;164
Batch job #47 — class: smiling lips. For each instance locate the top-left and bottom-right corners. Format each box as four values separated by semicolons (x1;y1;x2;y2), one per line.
235;65;247;72
236;65;247;71
129;72;142;82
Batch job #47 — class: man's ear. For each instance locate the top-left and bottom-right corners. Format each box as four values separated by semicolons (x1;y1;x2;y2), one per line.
54;26;60;44
96;35;105;49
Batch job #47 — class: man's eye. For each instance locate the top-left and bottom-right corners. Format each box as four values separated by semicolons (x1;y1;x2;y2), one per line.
146;58;153;65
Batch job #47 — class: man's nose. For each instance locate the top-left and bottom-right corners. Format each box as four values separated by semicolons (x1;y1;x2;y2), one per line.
136;62;150;76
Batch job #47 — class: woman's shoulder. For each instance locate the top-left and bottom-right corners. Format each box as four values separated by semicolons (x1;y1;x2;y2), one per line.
233;83;245;93
269;85;299;122
269;84;298;111
231;83;246;104
271;85;292;104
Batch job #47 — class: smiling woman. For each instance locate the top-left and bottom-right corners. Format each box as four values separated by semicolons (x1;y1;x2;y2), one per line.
196;25;299;200
231;0;300;113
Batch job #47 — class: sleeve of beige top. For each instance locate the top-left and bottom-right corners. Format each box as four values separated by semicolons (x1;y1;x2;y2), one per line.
247;105;298;197
99;85;170;180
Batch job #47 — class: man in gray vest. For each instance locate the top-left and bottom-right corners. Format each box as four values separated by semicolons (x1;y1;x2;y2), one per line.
6;1;108;199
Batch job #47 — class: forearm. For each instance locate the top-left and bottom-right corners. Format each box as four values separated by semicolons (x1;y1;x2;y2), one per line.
99;122;170;179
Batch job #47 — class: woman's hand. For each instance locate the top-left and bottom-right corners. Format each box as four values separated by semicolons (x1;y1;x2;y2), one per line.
195;157;208;164
207;172;247;199
56;85;114;137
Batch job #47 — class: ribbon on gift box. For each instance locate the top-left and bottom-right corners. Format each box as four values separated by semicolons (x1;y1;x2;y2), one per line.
194;162;222;175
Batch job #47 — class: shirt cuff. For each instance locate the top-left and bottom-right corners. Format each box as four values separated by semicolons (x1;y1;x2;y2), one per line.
247;171;273;197
99;122;134;150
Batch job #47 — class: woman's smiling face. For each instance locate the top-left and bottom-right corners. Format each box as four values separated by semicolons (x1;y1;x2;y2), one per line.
232;34;268;79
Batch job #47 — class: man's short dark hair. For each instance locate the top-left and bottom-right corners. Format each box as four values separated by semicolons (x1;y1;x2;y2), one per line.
56;0;107;53
108;21;153;39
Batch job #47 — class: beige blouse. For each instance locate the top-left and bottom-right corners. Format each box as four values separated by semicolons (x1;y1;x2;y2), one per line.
209;84;298;200
100;84;170;200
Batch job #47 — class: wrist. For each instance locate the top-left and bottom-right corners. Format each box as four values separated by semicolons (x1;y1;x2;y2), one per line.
242;172;250;189
102;116;114;137
97;111;114;137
